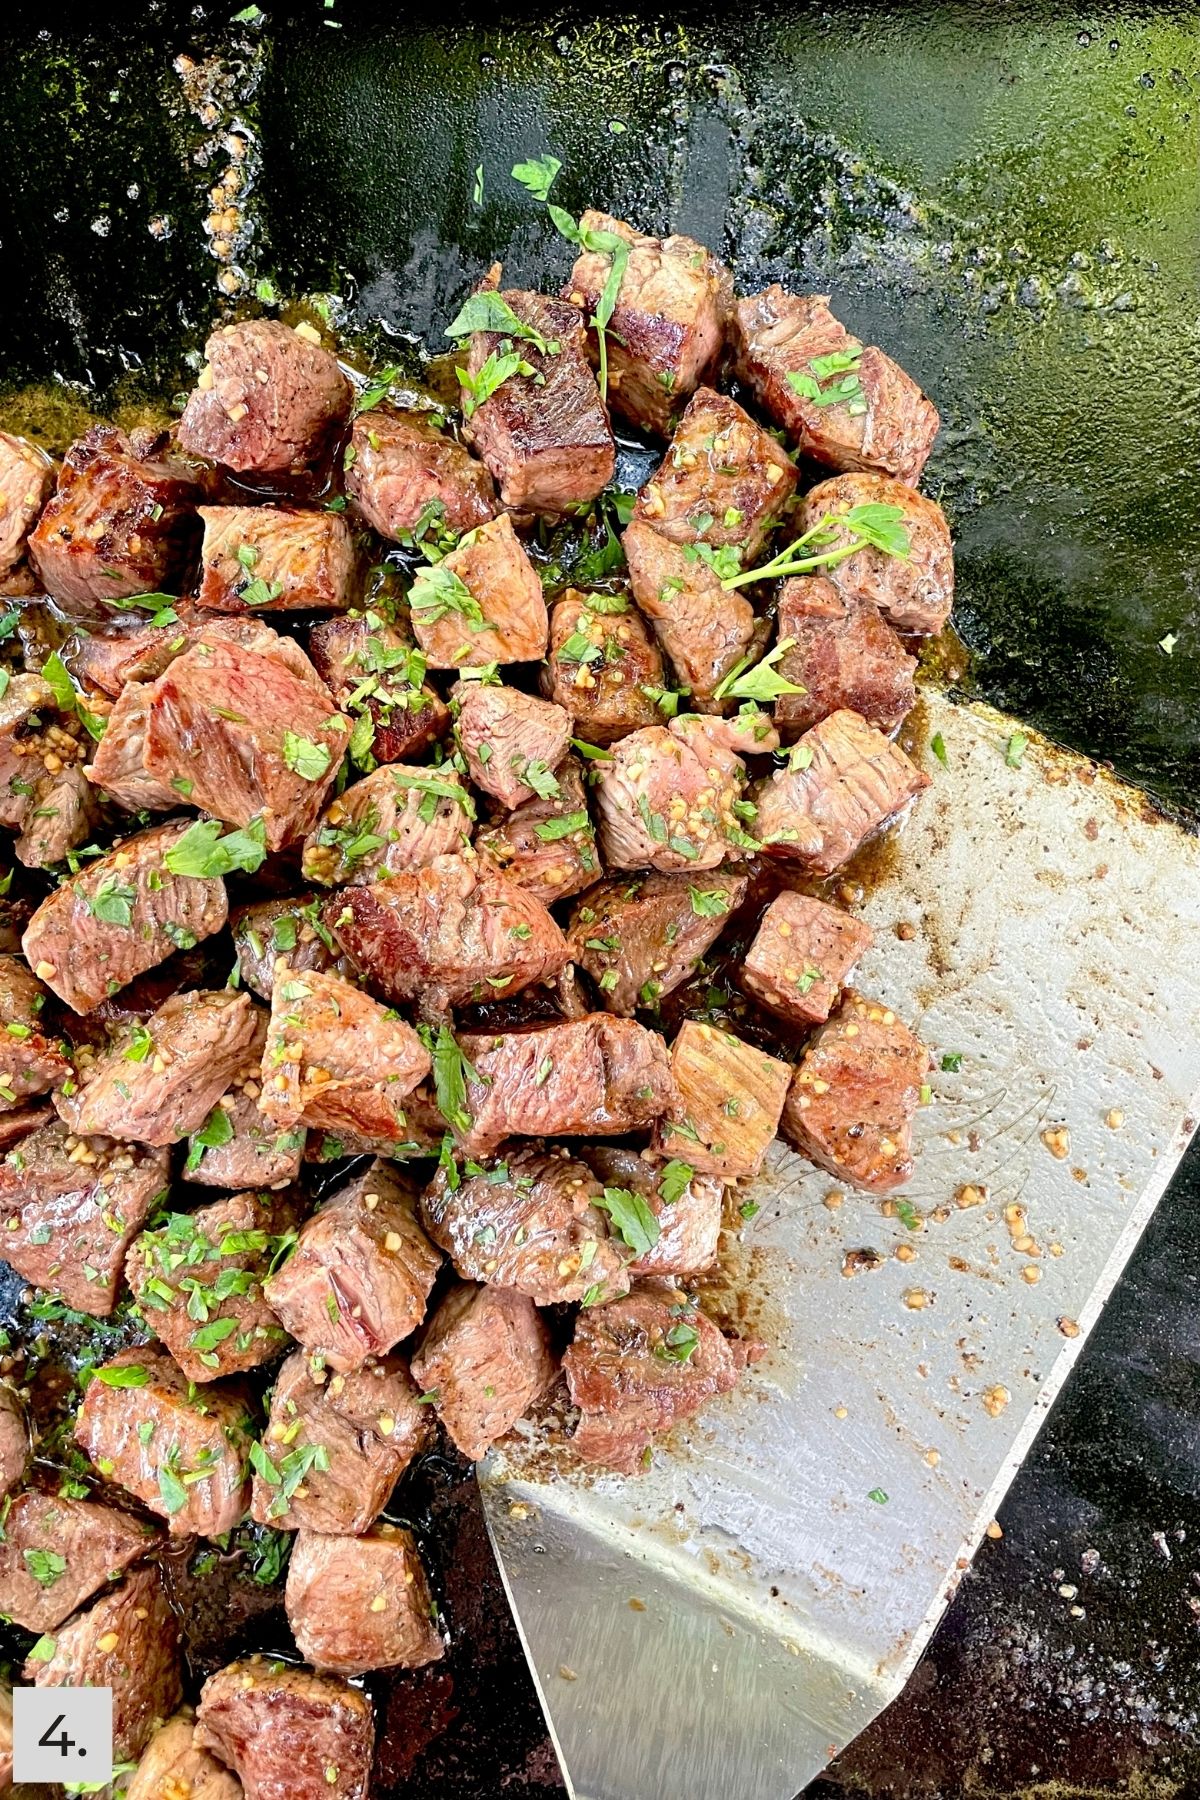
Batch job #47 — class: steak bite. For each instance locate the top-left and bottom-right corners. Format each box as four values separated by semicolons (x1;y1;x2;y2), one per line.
302;761;474;888
328;853;568;1013
14;757;98;868
541;589;665;744
143;638;348;852
622;518;758;705
740;891;874;1028
0;1120;169;1314
800;472;953;637
0;1381;28;1500
185;1015;307;1189
409;512;548;668
453;679;573;810
411;1280;557;1460
195;1659;375;1800
0;431;54;579
0;953;69;1107
633;387;797;562
0;1490;155;1633
127;1711;243;1800
178;318;354;480
233;895;345;1000
474;754;599;904
259;964;432;1143
251;1349;432;1533
563;1281;742;1474
66;603;316;698
782;989;930;1193
463;287;615;512
771;575;917;738
0;671;59;827
586;1145;722;1277
197;505;357;614
285;1524;443;1675
21;819;229;1015
732;288;940;485
592;713;764;873
263;1159;441;1371
751;708;929;874
74;1346;254;1538
345;406;496;541
567;869;746;1015
28;425;202;617
307;613;448;765
85;683;179;813
654;1020;791;1182
563;212;732;436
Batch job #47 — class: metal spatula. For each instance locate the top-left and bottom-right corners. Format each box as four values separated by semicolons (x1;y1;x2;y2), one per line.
478;691;1200;1800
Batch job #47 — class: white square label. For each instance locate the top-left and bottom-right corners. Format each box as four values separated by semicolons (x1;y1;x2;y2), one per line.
13;1686;113;1785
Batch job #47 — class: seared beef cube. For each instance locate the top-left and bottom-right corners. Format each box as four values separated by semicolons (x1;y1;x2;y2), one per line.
74;1346;254;1537
127;1711;243;1800
59;989;259;1145
197;505;357;614
464;288;614;512
655;1020;791;1182
421;1145;630;1307
15;761;99;867
623;519;758;703
633;388;796;561
188;1071;306;1190
751;708;929;874
0;671;56;826
592;713;761;873
126;1189;300;1383
0;954;69;1106
0;1120;168;1314
233;895;346;1001
328;853;567;1013
409;513;547;668
782;989;929;1193
454;1016;675;1157
251;1349;432;1533
454;680;572;809
567;869;746;1015
144;639;347;851
541;588;665;744
285;1524;443;1674
586;1146;722;1277
308;614;449;764
800;472;953;637
741;891;874;1027
21;819;229;1015
474;754;599;904
66;604;313;698
345;407;496;541
29;426;202;617
411;1281;556;1460
25;1564;183;1762
264;1158;441;1371
564;212;732;436
733;288;940;485
259;964;431;1143
0;1381;28;1500
563;1281;741;1473
195;1659;375;1800
772;575;917;738
85;683;179;813
302;761;473;888
0;431;53;578
0;1490;153;1632
178;318;354;479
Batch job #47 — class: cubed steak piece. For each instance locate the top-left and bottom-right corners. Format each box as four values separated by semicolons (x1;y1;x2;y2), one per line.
66;603;313;697
263;1159;441;1371
25;1564;183;1762
0;1490;154;1632
586;1146;722;1277
541;588;665;744
197;505;357;614
345;407;496;541
564;212;732;436
751;708;929;873
144;638;347;852
195;1659;375;1800
453;1015;675;1157
185;1017;306;1189
251;1349;432;1533
474;754;599;904
232;895;347;1001
592;713;765;873
623;518;760;705
21;819;229;1015
655;1020;791;1182
771;575;917;738
463;286;614;512
259;965;431;1143
782;990;930;1193
800;472;953;637
126;1189;300;1383
0;671;59;826
633;387;796;562
327;853;567;1013
0;1120;168;1314
307;614;449;764
16;761;100;867
302;761;474;888
178;318;354;479
58;989;259;1146
409;513;548;668
732;288;940;485
421;1145;630;1307
0;954;69;1106
740;891;874;1027
85;683;179;813
0;431;53;579
454;679;572;810
411;1281;557;1460
567;869;746;1015
0;1382;28;1500
28;426;202;617
285;1524;443;1675
127;1711;244;1800
563;1281;742;1474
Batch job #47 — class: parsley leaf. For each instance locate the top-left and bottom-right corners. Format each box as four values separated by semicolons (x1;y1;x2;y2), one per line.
282;733;333;782
595;1185;660;1257
86;875;136;928
534;809;589;843
457;351;538;419
657;1160;694;1205
24;1548;67;1587
445;291;554;354
409;560;486;628
185;1104;235;1174
163;817;268;879
688;886;731;918
712;639;806;705
511;153;563;200
419;1023;481;1133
